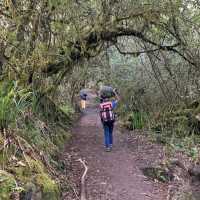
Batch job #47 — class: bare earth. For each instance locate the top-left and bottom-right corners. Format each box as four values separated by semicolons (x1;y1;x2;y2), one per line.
62;100;168;200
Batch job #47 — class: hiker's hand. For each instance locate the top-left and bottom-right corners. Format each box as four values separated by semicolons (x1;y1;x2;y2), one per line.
113;88;120;100
113;88;117;94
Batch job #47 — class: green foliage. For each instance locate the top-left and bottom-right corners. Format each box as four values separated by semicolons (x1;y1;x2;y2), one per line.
0;80;73;198
11;157;60;200
0;81;15;129
0;81;34;130
36;173;60;200
0;170;20;200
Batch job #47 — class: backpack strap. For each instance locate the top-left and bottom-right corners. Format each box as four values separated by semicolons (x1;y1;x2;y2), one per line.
100;101;112;110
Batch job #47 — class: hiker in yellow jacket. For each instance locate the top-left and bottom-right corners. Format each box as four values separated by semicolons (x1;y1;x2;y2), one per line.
80;93;87;109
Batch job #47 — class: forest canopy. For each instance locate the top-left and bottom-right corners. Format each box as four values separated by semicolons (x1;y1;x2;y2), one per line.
1;0;200;89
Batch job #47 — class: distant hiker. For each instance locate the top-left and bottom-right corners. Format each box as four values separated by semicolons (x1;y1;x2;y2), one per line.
99;88;120;152
80;93;87;109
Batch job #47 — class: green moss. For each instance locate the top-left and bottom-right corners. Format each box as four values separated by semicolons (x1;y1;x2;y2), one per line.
52;129;71;150
12;166;32;183
29;158;60;199
0;170;17;200
19;128;58;155
35;173;60;200
11;157;60;200
10;158;42;184
0;88;74;200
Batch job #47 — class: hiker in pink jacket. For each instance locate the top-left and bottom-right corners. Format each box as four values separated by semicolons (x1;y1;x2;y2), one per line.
99;89;120;152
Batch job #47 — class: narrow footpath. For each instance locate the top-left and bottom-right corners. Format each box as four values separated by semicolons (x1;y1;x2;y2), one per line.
62;95;168;200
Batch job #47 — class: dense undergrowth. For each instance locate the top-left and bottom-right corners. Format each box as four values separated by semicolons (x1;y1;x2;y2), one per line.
0;81;74;200
123;102;200;162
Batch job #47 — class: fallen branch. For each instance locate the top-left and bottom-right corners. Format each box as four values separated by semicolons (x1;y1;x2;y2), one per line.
16;137;31;168
78;158;88;200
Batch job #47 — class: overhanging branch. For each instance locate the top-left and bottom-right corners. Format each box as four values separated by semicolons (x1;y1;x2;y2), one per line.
101;27;197;67
114;44;160;56
44;26;197;76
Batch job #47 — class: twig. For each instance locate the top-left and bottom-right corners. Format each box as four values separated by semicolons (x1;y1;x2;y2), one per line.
0;137;12;151
78;158;88;200
71;184;79;200
141;193;153;198
17;137;31;168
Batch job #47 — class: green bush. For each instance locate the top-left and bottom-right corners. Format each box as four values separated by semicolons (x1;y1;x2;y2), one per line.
0;81;73;199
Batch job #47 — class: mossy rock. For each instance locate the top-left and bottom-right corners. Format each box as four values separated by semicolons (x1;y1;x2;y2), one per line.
20;182;41;200
35;173;60;200
0;170;19;200
10;157;60;200
27;158;60;200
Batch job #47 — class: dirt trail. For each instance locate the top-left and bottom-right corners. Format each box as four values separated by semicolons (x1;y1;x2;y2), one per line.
63;95;168;200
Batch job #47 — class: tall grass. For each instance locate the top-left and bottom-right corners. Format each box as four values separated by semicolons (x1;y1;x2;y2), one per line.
129;111;147;129
0;81;16;130
0;80;35;131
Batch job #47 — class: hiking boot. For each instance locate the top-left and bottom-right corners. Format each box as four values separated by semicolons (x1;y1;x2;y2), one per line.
105;147;111;152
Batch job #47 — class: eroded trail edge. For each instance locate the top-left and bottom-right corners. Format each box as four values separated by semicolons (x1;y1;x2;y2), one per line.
62;105;168;200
